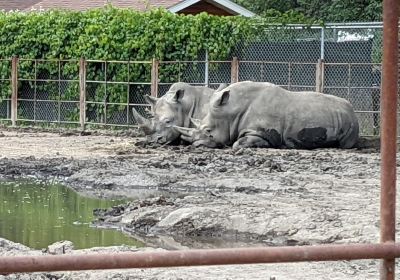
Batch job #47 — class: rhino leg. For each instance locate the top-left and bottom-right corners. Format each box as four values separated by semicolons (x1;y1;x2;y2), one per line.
232;135;271;149
338;121;359;149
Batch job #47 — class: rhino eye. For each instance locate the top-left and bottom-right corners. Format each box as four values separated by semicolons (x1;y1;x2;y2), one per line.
204;128;212;137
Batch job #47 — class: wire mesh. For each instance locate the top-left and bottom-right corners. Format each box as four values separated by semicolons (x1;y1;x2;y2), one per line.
158;61;209;98
208;61;232;85
16;59;80;124
235;27;323;62
324;63;381;136
85;60;152;126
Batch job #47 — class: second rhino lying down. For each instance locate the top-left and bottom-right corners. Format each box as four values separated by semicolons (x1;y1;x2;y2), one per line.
174;81;359;149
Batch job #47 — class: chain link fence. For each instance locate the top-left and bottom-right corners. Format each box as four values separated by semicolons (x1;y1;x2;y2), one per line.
0;23;390;135
16;59;80;125
85;60;152;127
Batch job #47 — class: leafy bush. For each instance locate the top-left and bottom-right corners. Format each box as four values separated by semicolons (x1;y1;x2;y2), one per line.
0;7;255;61
0;7;257;121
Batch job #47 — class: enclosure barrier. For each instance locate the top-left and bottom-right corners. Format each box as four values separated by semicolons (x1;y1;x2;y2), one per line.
0;1;397;278
1;244;400;274
379;0;398;277
0;57;384;135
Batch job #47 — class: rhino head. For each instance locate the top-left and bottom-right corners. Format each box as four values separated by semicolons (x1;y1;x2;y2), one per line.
132;83;228;145
132;89;185;144
173;89;232;148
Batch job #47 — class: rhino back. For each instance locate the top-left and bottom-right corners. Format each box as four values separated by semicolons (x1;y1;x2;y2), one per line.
281;93;359;148
212;82;359;149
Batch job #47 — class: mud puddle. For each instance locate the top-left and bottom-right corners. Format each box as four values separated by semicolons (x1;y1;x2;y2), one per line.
0;180;144;249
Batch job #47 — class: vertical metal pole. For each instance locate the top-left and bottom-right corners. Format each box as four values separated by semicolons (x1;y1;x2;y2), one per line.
34;60;37;123
58;60;61;124
204;50;209;86
320;27;325;60
11;56;18;126
151;58;159;98
380;0;398;278
126;62;130;126
231;57;239;84
79;57;86;130
315;59;325;93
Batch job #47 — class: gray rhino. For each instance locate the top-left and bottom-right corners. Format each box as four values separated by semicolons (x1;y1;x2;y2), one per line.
174;81;359;149
132;82;227;144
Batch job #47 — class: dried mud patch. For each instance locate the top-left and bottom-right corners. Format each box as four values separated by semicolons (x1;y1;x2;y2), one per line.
0;130;395;279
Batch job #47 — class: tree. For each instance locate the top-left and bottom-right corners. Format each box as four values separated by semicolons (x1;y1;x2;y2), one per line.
233;0;383;22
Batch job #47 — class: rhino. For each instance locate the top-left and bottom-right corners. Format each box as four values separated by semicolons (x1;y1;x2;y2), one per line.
174;81;359;149
131;82;227;144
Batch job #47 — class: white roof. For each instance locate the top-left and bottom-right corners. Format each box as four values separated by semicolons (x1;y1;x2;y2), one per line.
168;0;255;17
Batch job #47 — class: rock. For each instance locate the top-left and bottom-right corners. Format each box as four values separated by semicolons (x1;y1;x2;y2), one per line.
0;238;31;253
47;241;74;255
218;166;227;172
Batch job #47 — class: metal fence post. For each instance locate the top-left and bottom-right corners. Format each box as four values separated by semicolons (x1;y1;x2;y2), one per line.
79;57;86;130
231;57;239;84
204;50;209;86
315;59;325;93
380;0;398;279
320;27;325;60
11;56;18;126
151;58;159;98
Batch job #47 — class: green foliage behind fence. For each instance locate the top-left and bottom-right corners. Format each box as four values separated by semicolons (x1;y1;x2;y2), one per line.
0;7;258;122
0;7;254;61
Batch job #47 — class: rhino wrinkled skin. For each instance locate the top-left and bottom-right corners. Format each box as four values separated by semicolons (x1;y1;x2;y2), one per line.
132;82;227;144
175;81;359;149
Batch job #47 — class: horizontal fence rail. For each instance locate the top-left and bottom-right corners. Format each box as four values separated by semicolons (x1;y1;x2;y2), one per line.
1;243;400;274
0;57;383;136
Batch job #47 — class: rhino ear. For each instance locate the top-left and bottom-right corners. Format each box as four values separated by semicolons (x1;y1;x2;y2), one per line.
144;95;158;107
173;89;185;103
190;118;201;129
217;90;230;106
216;83;228;91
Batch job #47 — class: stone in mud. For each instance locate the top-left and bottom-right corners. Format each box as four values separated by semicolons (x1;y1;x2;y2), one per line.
47;240;74;255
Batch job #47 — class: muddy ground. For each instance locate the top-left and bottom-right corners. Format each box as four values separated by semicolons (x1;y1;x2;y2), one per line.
0;127;399;279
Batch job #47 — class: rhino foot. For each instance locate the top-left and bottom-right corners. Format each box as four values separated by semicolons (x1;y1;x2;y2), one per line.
232;136;271;149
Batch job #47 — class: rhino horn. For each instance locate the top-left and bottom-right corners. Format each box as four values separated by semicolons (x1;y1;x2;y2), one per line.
172;126;195;143
132;107;154;135
189;118;201;129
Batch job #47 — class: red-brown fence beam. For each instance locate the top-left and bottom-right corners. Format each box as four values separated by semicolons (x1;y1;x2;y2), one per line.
1;243;400;274
380;0;398;279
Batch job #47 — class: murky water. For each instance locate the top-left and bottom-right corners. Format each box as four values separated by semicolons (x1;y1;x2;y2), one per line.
0;181;143;249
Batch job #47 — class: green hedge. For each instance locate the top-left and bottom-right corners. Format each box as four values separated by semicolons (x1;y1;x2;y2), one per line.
0;7;254;61
0;7;259;123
